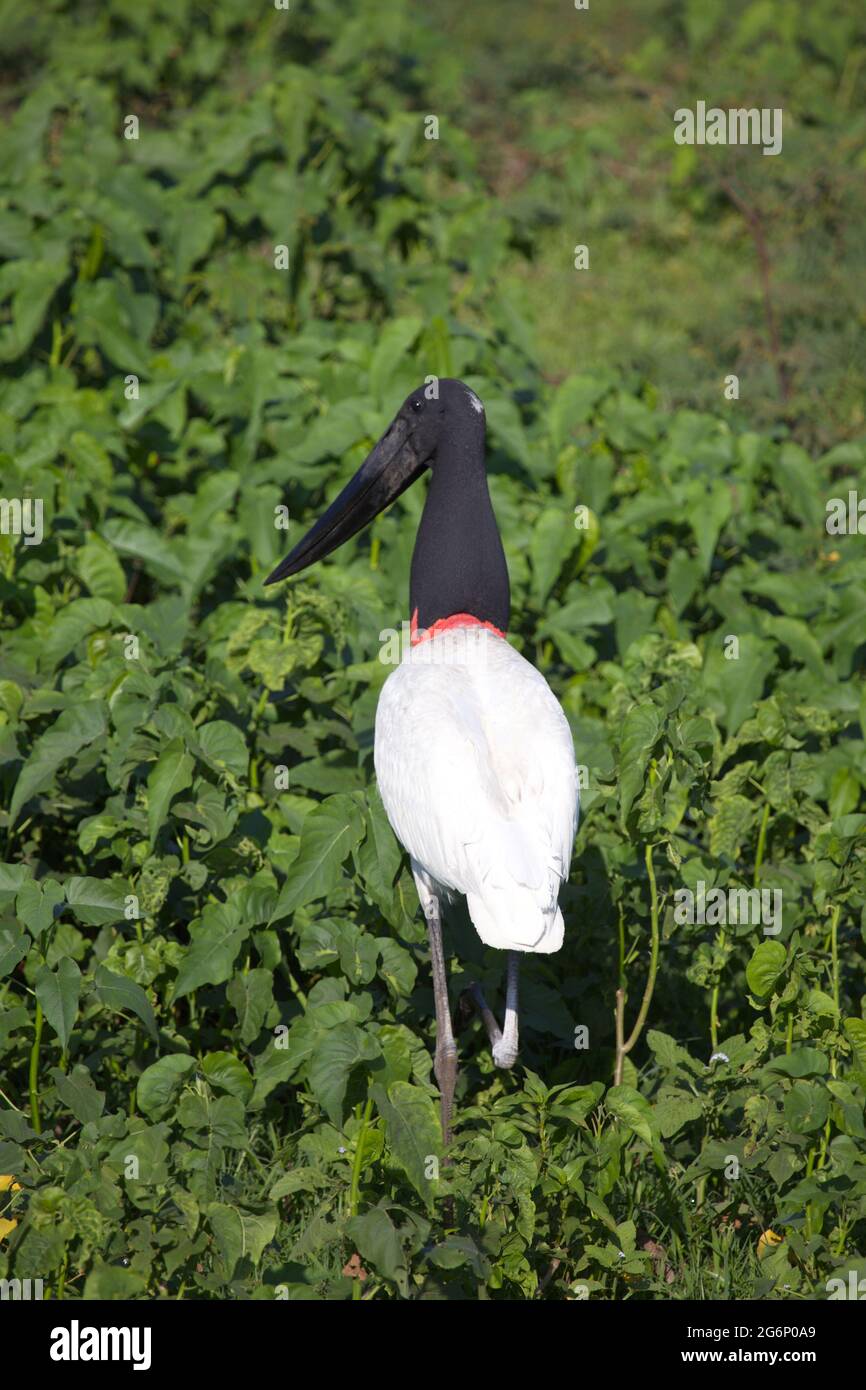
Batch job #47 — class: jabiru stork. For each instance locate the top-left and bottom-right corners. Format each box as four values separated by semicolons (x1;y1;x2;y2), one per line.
266;380;579;1146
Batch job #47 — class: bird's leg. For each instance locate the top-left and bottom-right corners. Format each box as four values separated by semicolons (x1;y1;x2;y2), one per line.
470;950;520;1069
427;900;458;1147
413;866;457;1149
495;950;520;1068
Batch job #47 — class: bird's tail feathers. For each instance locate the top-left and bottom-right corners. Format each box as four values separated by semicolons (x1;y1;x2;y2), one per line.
462;816;565;952
466;888;564;954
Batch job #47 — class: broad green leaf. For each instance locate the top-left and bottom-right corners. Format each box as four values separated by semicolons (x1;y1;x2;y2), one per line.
102;518;188;583
767;1148;801;1189
843;1018;866;1071
207;1202;277;1276
92;964;158;1040
50;1065;105;1125
40;597;115;671
76;534;127;603
82;1264;147;1300
373;1026;415;1087
171;903;249;1002
177;1092;248;1149
370;1080;441;1205
107;1121;171;1186
196;720;248;780
201;1052;253;1103
250;1032;306;1108
356;788;402;903
653;1089;703;1138
14;877;64;937
65;875;127;927
269;1168;329;1200
427;1235;491;1278
270;793;365;922
369;315;422;402
548;1081;606;1126
702;634;776;736
0;863;30;908
337;922;378;985
34;957;81;1050
647;1031;703;1075
618;702;662;825
0;924;28;977
688;480;732;574
530;506;580;604
9;703;107;825
137;1054;196;1119
549;373;608;451
746;940;787;997
306;1022;380;1125
765;1048;828;1078
667;549;703;616
74;277;151;374
784;1081;830;1133
0;256;69;362
226;968;274;1047
606;1084;661;1149
377;938;417;997
345;1207;408;1295
147;737;195;844
708;794;755;859
296;918;340;971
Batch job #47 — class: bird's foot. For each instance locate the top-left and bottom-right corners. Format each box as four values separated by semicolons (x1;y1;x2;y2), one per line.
492;1037;519;1069
468;982;519;1068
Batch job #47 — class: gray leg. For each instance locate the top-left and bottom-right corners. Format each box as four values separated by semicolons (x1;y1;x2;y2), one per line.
412;863;457;1148
495;951;520;1067
470;950;520;1069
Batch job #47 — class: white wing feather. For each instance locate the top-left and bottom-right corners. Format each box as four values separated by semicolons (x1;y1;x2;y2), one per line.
374;629;578;952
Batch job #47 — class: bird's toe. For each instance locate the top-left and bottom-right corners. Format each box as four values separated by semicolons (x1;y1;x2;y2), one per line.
492;1040;518;1068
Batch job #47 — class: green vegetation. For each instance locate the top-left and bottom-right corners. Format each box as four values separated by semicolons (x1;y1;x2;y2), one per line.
433;0;866;448
0;0;864;1300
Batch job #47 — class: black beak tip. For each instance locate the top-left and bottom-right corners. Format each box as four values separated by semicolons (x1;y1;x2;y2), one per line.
264;559;291;586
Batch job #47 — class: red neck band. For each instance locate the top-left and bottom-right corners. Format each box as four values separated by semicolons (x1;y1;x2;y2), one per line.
409;609;508;647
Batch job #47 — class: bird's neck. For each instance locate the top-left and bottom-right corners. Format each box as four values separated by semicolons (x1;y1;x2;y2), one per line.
409;430;510;638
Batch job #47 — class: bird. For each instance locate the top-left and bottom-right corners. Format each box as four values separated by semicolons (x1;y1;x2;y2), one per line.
266;379;579;1148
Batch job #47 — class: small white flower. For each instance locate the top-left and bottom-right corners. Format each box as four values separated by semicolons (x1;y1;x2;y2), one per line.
337;1146;347;1154
709;1052;729;1064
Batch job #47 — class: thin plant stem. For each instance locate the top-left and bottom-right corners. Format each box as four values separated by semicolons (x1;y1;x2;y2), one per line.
29;1000;44;1132
754;804;770;885
710;926;726;1055
614;843;661;1085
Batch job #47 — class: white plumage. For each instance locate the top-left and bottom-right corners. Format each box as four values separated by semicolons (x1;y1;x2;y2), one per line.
374;626;579;953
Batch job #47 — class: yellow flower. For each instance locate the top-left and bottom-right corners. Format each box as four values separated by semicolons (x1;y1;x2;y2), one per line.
0;1176;22;1240
757;1229;783;1259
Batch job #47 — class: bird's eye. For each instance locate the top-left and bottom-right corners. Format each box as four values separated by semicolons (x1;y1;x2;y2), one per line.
410;398;422;412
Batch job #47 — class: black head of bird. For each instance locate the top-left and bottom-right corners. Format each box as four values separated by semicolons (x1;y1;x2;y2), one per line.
266;379;509;636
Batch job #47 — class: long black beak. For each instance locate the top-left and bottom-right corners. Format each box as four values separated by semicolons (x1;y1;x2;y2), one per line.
265;414;427;584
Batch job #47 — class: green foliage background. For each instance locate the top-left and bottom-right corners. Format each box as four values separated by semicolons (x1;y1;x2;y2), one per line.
0;0;865;1299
